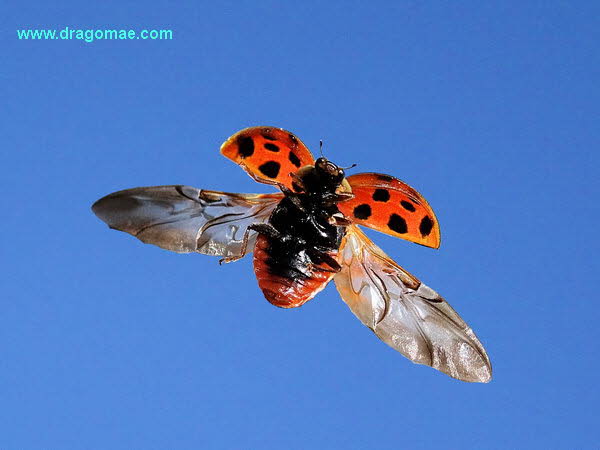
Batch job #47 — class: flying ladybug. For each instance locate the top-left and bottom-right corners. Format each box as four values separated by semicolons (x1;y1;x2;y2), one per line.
92;126;492;383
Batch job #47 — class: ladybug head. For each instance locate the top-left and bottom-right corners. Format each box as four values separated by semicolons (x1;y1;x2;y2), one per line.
293;157;347;195
315;157;346;184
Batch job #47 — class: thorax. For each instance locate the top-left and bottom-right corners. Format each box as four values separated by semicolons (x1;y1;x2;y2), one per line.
269;194;344;251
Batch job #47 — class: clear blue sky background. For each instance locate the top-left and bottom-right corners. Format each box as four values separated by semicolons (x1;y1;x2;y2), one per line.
3;1;599;448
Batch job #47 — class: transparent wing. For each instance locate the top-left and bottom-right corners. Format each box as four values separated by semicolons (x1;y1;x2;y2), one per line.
334;225;492;383
92;185;282;257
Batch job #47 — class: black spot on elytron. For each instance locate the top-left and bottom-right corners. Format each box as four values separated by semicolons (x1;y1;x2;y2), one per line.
259;161;281;178
237;136;254;158
264;143;280;152
420;215;434;237
289;151;301;167
289;133;298;144
372;188;390;202
353;204;372;220
388;214;408;234
377;174;393;182
261;128;277;140
401;200;416;212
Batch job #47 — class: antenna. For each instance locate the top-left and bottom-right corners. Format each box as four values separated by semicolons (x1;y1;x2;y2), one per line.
341;163;357;170
319;140;324;157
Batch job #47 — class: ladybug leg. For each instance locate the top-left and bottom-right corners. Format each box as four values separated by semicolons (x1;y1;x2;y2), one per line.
312;264;339;273
288;195;306;212
319;192;355;206
307;248;342;272
289;173;306;192
334;192;354;202
219;228;254;264
276;182;294;195
328;213;352;227
273;181;307;212
276;183;306;212
248;223;280;239
219;224;280;265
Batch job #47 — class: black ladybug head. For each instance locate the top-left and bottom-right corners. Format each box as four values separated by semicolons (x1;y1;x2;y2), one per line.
315;157;345;184
295;157;345;195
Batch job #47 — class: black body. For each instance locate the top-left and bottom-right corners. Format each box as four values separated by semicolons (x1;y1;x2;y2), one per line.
250;157;352;279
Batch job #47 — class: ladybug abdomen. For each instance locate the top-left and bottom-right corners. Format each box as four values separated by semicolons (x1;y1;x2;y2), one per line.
253;234;337;308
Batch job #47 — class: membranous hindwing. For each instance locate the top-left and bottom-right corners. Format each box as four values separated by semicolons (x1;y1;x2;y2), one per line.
92;185;283;258
334;226;491;382
338;173;441;248
220;127;315;190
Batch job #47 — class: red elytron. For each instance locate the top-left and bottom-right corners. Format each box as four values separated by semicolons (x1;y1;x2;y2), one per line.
92;126;492;383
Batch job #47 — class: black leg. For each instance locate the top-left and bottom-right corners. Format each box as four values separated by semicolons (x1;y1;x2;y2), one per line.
329;214;352;227
248;223;280;239
276;181;306;212
308;249;342;272
290;173;306;193
334;192;355;202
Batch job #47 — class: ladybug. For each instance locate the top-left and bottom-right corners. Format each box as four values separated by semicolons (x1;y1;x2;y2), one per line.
92;126;492;383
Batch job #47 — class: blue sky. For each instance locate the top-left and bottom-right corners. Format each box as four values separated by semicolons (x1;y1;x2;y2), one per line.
4;1;599;448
